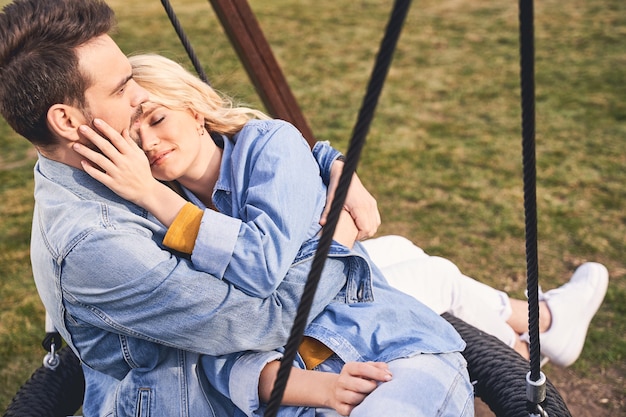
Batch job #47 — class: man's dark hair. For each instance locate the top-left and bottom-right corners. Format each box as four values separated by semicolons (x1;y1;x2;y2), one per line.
0;0;115;147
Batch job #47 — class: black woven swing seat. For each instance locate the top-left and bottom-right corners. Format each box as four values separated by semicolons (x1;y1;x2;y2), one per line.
443;313;572;417
3;314;572;417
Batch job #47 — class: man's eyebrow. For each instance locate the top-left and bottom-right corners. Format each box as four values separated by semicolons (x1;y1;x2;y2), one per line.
111;74;133;95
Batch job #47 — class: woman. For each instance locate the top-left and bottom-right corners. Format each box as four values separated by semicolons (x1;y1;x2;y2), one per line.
78;54;608;369
74;53;607;414
75;54;473;417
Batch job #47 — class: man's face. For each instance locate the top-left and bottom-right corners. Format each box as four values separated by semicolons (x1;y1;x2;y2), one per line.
76;35;148;133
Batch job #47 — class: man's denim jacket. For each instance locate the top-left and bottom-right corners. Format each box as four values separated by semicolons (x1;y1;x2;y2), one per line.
31;147;347;416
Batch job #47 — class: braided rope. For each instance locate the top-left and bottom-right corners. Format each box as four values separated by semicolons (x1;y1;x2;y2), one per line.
518;0;542;382
518;2;551;415
160;0;210;84
264;1;412;415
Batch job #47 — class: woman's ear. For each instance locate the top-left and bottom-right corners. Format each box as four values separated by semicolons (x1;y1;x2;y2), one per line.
192;111;207;135
192;111;205;125
47;104;86;142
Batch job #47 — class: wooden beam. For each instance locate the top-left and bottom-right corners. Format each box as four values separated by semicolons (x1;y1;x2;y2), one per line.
208;0;316;146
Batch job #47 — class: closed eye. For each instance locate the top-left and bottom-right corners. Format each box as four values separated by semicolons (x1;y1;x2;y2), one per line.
150;116;165;126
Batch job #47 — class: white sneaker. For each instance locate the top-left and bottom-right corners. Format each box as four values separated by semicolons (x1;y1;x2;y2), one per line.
538;262;609;367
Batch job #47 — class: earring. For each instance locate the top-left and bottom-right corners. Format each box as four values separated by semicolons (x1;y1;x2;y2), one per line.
198;125;205;136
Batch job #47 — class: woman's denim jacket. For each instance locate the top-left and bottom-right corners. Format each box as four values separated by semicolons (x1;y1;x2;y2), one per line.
30;146;349;416
177;120;466;416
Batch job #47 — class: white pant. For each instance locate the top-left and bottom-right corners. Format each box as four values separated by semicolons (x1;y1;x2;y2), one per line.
362;235;517;348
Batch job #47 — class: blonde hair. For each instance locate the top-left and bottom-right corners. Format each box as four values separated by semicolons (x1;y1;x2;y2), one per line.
129;54;269;136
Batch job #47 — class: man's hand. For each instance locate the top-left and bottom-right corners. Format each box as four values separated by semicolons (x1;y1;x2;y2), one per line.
321;159;381;241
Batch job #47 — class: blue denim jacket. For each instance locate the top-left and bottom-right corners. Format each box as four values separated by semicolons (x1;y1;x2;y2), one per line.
179;120;466;416
30;152;349;416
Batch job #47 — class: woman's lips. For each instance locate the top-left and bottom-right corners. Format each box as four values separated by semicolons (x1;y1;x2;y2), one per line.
149;149;173;166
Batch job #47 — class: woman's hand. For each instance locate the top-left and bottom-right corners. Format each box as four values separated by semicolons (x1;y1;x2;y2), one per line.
73;118;187;227
326;361;392;416
259;360;391;415
74;118;159;205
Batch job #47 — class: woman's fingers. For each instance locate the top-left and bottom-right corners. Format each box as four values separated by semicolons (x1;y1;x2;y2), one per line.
331;362;392;415
78;119;138;157
344;361;392;384
74;117;152;188
78;124;117;156
92;118;135;153
338;361;392;396
72;138;115;175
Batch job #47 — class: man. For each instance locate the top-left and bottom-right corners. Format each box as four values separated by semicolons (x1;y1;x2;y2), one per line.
0;0;352;415
0;1;474;416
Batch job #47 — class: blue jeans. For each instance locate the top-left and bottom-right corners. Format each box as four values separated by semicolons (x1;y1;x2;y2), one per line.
316;353;474;417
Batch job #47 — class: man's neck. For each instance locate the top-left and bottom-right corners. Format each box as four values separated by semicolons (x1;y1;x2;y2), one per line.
37;144;85;171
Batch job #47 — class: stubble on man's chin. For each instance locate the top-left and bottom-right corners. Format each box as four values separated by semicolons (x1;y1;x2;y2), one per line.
130;106;143;128
129;106;144;144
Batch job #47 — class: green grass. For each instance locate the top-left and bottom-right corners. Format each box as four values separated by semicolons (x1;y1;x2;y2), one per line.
1;0;624;413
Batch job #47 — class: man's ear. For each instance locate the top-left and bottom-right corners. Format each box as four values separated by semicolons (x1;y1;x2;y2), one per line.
47;104;86;142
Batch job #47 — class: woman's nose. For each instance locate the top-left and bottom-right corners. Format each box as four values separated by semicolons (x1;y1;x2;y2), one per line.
140;131;159;152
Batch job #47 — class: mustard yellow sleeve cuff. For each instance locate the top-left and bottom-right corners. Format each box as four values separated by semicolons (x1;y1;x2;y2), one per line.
298;336;334;370
162;202;204;254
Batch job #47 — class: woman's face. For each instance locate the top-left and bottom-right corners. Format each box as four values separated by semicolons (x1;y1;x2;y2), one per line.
132;102;206;182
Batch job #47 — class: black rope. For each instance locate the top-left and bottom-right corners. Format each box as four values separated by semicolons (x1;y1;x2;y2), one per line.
160;0;210;85
519;0;540;381
264;1;412;416
519;1;549;416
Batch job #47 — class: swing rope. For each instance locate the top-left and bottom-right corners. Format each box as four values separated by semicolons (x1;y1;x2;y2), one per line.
162;0;552;414
518;1;549;416
264;1;412;415
160;0;209;85
519;0;541;377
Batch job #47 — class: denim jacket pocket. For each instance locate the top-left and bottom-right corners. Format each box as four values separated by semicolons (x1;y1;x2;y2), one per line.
196;358;232;417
